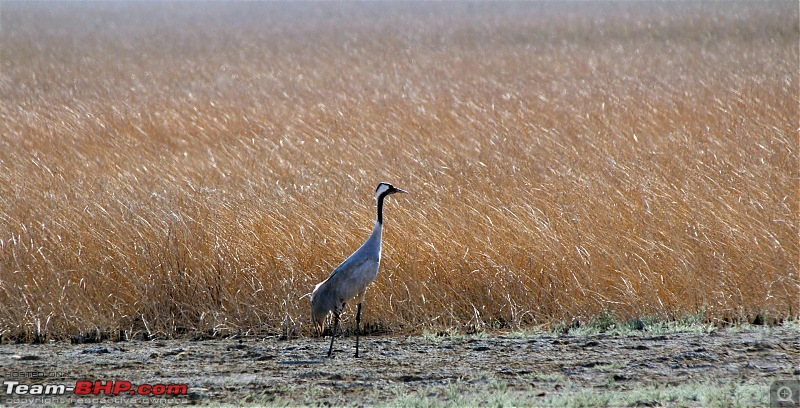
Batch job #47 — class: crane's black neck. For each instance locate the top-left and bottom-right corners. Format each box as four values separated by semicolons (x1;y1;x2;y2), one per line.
376;191;390;225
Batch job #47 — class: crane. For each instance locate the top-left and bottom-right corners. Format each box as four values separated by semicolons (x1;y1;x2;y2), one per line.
310;182;407;357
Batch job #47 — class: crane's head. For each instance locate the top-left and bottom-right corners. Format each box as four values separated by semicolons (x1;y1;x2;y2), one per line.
375;182;407;201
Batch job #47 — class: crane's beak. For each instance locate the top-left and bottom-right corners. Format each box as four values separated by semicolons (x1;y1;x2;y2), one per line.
394;187;408;195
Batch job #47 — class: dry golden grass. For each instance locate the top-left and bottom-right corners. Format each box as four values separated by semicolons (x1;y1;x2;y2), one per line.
0;2;797;341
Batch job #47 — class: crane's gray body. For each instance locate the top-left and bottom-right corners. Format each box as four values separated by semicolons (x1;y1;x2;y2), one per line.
310;221;382;329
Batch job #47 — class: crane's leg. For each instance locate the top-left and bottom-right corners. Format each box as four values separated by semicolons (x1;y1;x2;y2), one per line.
354;303;362;358
327;313;340;357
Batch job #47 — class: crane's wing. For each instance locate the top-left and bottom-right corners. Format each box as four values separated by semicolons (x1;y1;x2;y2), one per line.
325;255;375;284
324;256;380;302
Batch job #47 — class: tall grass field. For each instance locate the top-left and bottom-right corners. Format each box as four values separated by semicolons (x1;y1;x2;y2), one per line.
0;2;797;341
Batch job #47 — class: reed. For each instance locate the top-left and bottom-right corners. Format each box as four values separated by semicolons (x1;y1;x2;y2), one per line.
0;2;796;341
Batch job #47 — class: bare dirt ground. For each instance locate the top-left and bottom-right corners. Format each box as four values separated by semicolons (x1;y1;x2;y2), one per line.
0;326;798;407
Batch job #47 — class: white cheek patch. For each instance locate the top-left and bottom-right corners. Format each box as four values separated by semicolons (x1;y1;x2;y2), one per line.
375;183;390;199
